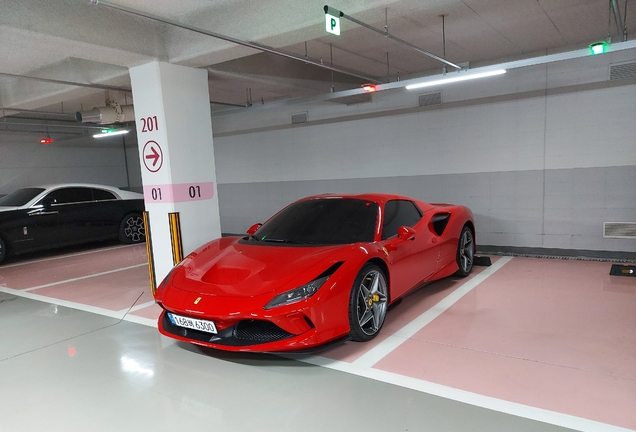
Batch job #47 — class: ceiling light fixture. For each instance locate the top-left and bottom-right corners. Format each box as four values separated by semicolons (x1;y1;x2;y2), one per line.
405;69;507;90
92;129;130;138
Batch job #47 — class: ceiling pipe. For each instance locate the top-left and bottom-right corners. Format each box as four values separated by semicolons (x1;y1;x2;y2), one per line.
611;0;626;40
324;5;462;70
0;71;130;92
0;108;76;118
90;0;381;84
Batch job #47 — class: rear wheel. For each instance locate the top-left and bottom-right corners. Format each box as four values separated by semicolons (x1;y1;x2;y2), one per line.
0;236;6;265
348;264;388;342
119;213;146;244
454;226;474;277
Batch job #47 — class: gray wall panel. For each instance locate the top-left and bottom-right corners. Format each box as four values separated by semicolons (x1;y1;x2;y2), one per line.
218;165;636;254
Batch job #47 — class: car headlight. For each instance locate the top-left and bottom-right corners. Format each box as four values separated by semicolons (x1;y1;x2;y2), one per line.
264;276;329;310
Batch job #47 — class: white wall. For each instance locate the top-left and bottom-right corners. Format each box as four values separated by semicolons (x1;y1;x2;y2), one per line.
212;48;636;254
0;130;141;194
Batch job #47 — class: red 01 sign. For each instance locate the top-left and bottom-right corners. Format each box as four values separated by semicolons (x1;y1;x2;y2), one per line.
142;140;163;173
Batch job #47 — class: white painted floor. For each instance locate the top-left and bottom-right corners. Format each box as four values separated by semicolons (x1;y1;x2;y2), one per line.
0;292;577;432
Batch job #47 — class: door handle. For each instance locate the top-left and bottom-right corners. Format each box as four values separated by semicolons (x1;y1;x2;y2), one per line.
28;210;59;216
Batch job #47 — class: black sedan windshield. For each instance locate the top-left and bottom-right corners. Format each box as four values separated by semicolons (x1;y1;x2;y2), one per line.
0;188;45;207
252;198;378;245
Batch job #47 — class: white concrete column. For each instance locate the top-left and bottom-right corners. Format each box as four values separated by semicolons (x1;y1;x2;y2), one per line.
129;61;221;283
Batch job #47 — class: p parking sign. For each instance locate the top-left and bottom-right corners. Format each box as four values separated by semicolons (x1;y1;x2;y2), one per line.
325;13;340;35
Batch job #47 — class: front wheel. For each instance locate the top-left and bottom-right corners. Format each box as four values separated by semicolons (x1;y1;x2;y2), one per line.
119;213;146;244
454;226;474;277
348;264;388;342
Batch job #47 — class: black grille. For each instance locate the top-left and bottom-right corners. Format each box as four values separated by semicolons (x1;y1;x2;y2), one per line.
234;320;293;342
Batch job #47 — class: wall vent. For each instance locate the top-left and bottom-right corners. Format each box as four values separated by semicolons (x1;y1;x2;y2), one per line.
610;62;636;80
291;112;308;124
418;91;442;107
603;222;636;239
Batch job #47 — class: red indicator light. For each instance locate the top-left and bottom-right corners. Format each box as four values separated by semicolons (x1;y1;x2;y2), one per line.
362;85;376;92
40;138;52;144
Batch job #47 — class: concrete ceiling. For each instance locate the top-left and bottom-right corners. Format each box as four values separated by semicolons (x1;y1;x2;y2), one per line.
0;0;633;137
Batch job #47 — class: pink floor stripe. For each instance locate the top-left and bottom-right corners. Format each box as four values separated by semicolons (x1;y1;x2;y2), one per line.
319;257;501;363
30;266;153;311
373;258;636;430
0;245;148;290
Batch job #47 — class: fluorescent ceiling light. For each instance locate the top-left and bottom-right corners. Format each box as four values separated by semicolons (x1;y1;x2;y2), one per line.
93;129;130;138
405;69;507;90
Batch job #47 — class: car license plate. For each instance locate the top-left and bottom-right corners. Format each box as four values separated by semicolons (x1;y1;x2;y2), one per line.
168;313;217;334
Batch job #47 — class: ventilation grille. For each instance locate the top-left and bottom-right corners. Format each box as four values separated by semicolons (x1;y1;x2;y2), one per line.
418;91;442;107
233;320;293;342
610;62;636;80
604;222;636;239
291;112;308;124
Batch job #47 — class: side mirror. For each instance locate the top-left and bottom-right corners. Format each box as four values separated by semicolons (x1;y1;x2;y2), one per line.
386;226;416;252
246;223;262;236
397;226;416;241
42;197;54;209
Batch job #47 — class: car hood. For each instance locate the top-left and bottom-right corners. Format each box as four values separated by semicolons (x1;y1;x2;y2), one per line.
172;237;343;298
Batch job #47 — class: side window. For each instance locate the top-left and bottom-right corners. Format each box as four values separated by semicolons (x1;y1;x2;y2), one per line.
92;188;117;201
381;200;422;240
45;187;94;205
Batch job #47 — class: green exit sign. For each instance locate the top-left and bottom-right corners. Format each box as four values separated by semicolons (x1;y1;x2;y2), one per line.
326;13;340;35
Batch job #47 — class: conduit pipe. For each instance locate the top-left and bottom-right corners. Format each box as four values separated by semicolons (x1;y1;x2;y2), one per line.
90;0;381;84
324;5;462;70
76;104;135;124
0;71;130;92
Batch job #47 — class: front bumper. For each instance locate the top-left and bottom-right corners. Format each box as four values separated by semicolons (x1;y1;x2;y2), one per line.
158;309;342;352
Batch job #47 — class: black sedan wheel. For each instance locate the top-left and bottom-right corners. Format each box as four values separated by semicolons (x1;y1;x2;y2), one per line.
119;213;146;244
348;264;388;342
0;236;6;265
454;226;474;277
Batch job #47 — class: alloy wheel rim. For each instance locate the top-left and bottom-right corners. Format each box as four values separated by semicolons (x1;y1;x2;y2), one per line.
124;216;145;242
460;230;474;273
356;270;388;336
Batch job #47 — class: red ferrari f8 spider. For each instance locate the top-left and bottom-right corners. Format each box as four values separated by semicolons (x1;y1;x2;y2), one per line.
154;193;475;352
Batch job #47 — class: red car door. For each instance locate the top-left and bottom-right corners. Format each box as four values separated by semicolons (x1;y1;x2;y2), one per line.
382;200;439;299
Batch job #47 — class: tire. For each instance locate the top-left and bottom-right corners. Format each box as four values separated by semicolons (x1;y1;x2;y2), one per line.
0;236;6;265
118;213;146;244
348;264;388;342
454;226;474;277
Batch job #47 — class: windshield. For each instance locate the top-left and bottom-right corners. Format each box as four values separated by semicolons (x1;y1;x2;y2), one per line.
0;188;45;207
250;198;379;245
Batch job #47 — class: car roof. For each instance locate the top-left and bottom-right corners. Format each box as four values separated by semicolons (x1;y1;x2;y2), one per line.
300;192;433;208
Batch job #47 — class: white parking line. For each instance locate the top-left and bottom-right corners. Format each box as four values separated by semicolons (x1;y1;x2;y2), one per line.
23;263;147;292
289;354;632;432
123;300;157;313
1;243;138;268
0;286;157;328
352;256;513;368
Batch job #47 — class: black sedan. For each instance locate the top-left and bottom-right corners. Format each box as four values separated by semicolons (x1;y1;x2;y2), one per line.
0;184;145;264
